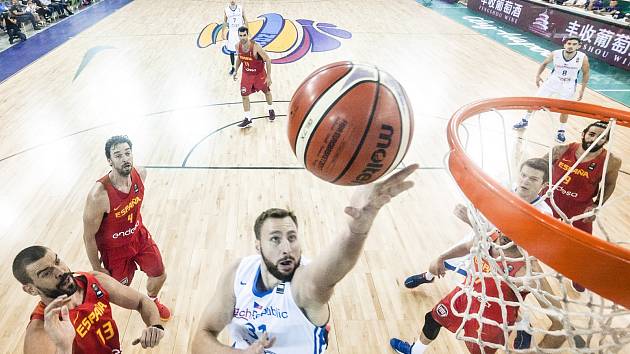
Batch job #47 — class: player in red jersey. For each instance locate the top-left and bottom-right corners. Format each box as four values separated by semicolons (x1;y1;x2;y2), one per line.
232;25;275;128
82;135;171;320
390;234;566;354
544;121;621;293
13;246;164;354
544;120;621;235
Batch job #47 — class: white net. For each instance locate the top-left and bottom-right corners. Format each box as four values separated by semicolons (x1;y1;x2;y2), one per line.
445;103;630;353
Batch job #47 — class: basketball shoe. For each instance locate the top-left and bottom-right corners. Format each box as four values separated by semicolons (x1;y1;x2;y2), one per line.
404;273;434;288
268;109;276;122
390;338;414;354
556;130;566;143
237;118;253;128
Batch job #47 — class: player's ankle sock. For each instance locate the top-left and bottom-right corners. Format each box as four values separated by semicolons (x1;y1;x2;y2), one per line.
411;341;428;354
559;123;566;132
244;111;252;120
424;272;435;281
267;103;274;111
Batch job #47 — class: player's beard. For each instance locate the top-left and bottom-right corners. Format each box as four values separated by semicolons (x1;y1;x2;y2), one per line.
39;272;78;298
116;163;132;177
260;250;301;282
582;136;606;153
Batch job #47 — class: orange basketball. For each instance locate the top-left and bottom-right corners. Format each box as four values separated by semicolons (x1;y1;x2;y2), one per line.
288;62;414;185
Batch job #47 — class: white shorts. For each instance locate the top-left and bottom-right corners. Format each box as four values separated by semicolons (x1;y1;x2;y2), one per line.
226;27;240;52
536;78;576;100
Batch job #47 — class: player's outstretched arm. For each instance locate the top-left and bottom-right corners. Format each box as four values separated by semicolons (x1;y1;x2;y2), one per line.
192;260;243;353
82;184;109;274
92;272;164;348
296;164;418;304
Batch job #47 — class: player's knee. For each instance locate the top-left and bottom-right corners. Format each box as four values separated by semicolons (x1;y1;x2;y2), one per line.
422;311;442;340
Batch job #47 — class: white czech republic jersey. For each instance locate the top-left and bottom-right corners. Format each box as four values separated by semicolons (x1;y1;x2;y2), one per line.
224;4;244;52
227;255;328;354
538;49;585;98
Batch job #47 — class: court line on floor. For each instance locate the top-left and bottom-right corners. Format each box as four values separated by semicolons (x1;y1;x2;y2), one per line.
0;100;287;163
182;114;287;167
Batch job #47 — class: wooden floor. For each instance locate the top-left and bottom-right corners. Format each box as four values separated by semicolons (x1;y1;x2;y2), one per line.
0;0;628;353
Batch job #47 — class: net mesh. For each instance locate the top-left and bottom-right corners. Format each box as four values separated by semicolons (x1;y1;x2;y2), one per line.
445;105;630;353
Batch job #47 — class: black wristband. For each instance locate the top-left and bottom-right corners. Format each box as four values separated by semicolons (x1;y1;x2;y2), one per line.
151;324;165;331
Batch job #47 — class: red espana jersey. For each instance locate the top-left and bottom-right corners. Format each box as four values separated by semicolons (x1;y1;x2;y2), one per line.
95;167;145;251
29;272;121;353
238;41;265;75
551;143;606;207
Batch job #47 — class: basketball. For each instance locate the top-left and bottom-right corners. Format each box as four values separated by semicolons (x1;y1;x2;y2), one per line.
287;61;414;186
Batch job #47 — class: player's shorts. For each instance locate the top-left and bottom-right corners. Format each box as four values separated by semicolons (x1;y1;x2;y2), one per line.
432;289;504;354
100;226;165;285
536;78;576;100
226;27;239;52
241;72;270;96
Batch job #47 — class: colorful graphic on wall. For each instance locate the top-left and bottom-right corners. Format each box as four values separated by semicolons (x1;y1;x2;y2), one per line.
197;13;352;64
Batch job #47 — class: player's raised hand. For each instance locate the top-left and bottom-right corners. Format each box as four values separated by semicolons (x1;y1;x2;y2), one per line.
243;332;276;354
344;164;418;235
132;325;164;348
453;203;471;225
43;295;75;352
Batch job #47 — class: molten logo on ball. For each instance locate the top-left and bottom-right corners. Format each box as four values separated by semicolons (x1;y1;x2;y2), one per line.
352;124;394;185
288;62;414;186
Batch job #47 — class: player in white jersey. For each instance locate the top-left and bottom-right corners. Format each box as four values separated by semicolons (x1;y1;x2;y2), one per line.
192;165;418;354
513;36;590;144
222;1;247;76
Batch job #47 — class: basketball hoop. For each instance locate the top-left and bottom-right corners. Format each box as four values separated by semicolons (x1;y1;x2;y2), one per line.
446;97;630;352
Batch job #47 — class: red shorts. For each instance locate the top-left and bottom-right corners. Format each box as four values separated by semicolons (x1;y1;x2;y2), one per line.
100;226;165;285
240;72;269;96
432;289;504;354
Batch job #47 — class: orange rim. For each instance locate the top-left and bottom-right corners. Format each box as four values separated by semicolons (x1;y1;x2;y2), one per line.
447;97;630;308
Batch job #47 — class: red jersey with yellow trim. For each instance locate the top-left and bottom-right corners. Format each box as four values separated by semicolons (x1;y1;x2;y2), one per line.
238;41;265;76
550;143;606;212
95;167;145;251
29;272;120;353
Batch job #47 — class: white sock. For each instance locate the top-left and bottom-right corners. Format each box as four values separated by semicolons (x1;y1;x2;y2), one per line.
411;341;428;354
559;123;566;131
424;272;435;281
522;112;531;122
148;295;157;301
244;111;251;119
267;103;274;111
